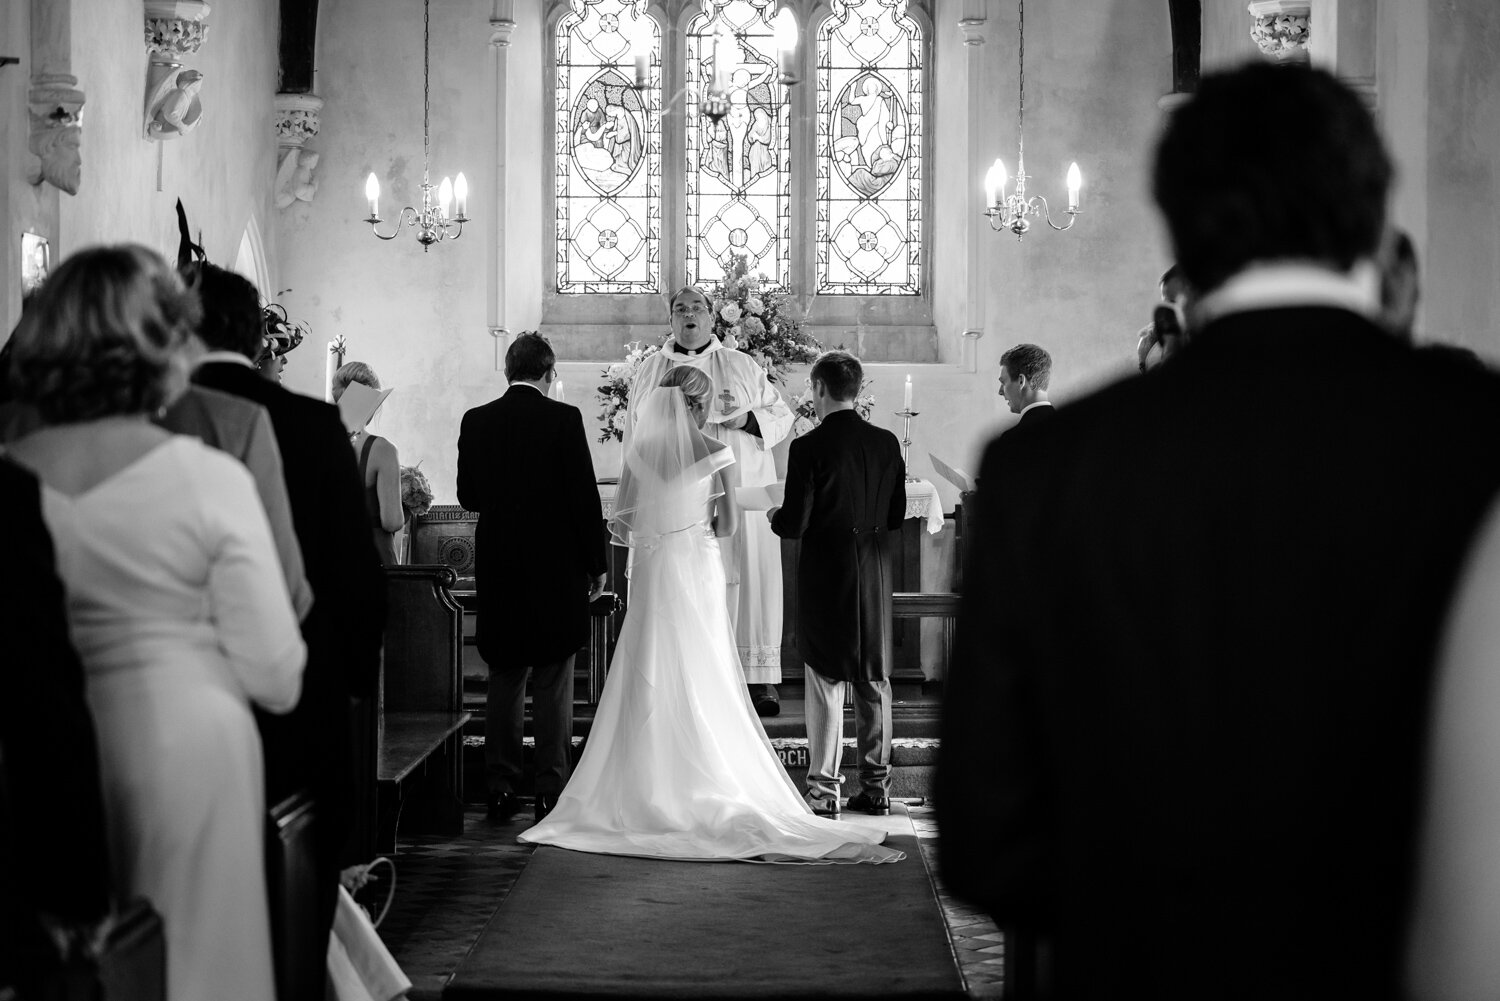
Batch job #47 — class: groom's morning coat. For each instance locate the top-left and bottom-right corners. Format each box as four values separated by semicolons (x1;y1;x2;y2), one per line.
771;409;906;682
457;385;607;670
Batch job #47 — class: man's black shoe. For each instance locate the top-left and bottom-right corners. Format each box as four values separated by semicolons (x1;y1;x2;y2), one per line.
751;684;780;718
845;791;891;816
487;791;521;822
806;795;840;817
535;794;559;821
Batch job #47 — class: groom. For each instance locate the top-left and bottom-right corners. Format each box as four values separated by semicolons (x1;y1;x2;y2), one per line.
770;351;906;816
458;332;608;822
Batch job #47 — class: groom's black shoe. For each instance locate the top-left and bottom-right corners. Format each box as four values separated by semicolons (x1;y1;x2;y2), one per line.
487;791;521;822
751;684;780;718
535;795;559;822
806;795;840;817
845;791;891;816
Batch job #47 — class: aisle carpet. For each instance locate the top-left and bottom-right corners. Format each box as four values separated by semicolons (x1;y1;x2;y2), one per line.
444;805;965;1000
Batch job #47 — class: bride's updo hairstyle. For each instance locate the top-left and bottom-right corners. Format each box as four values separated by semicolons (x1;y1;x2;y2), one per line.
658;365;713;416
9;244;199;424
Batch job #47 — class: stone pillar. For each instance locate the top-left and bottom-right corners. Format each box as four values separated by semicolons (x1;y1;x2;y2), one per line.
274;94;324;210
489;5;516;361
28;0;84;195
958;4;987;374
143;0;211;141
1309;0;1378;109
1246;0;1311;64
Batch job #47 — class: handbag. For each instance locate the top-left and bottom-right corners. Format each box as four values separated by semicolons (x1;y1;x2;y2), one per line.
327;885;409;1001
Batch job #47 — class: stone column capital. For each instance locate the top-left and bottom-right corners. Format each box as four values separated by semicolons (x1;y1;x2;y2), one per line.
144;0;212;59
490;19;517;48
1247;0;1310;62
28;74;85;195
958;18;985;46
275;92;324;149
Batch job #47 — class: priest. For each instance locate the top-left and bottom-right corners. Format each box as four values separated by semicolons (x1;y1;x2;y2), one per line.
629;285;795;716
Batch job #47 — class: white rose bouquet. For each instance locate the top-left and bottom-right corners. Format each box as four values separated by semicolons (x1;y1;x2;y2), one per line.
708;255;821;386
595;340;662;442
792;379;877;436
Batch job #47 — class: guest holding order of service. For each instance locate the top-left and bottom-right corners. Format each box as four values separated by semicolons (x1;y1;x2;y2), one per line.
333;361;404;565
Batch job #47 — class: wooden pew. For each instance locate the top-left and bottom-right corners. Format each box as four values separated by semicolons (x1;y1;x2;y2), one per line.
376;565;471;852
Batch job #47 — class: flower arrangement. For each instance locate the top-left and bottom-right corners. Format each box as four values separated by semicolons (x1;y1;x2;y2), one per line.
707;255;821;385
400;464;433;522
792;380;877;437
595;340;663;442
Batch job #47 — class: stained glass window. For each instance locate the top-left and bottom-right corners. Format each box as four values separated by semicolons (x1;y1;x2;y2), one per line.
555;0;660;294
816;0;923;295
686;1;791;291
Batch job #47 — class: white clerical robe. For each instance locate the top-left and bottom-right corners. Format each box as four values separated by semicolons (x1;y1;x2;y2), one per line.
630;339;795;683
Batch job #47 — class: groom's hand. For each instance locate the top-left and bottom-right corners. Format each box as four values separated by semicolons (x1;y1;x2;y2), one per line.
766;506;780;522
587;573;607;603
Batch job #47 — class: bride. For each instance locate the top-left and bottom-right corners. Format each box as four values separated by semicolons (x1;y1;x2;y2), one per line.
520;367;902;864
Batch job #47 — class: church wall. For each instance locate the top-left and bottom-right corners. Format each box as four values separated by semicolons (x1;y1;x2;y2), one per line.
1421;0;1500;355
0;0;49;335
281;0;1175;508
62;0;280;276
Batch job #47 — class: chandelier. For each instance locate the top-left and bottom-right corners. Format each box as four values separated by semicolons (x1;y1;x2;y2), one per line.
363;0;468;250
622;1;800;126
983;0;1082;239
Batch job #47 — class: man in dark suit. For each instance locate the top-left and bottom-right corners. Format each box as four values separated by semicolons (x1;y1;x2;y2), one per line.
0;457;111;995
997;343;1054;427
939;64;1500;1000
457;332;607;823
770;351;906;817
188;264;386;987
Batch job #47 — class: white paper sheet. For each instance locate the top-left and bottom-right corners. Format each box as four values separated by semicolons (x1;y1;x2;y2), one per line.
735;481;786;511
928;453;974;494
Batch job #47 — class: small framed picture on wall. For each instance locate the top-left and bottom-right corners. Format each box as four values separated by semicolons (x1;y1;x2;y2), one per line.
22;232;49;292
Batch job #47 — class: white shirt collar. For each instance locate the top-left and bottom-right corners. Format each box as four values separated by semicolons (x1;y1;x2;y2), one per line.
1190;260;1380;328
508;381;544;393
665;338;722;359
196;350;255;369
1020;400;1053;416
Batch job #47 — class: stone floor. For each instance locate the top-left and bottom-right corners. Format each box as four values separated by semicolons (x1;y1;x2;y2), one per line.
370;803;1004;999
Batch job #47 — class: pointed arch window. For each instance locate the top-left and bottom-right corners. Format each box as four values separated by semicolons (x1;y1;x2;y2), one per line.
554;0;661;294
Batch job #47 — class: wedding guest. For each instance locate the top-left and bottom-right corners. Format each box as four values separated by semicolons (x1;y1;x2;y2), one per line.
0;456;111;997
189;262;385;999
5;245;305;1001
458;332;607;822
997;343;1054;426
1136;266;1192;372
770;350;906;817
940;63;1500;1000
156;381;312;620
333;361;404;565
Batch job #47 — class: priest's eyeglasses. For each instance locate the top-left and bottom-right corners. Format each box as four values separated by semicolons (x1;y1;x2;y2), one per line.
672;301;709;315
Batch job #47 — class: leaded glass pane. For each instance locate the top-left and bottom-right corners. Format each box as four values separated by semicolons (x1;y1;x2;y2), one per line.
816;0;923;295
686;0;790;291
556;0;661;294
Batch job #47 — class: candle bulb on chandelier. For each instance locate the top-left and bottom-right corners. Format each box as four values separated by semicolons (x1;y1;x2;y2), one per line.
1066;162;1081;212
904;374;913;411
626;9;651;90
712;23;732;91
438;176;454;220
454;173;469;220
984;159;1007;210
364;172;380;220
554;380;565;403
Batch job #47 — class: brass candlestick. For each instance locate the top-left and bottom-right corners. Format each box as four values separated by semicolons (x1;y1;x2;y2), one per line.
895;409;919;481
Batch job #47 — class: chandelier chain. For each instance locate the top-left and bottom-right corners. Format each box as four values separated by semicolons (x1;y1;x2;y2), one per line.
1017;0;1025;165
422;0;431;186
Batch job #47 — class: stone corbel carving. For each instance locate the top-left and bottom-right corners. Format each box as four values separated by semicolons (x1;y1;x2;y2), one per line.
27;75;85;195
1247;0;1311;62
143;0;210;141
274;93;323;209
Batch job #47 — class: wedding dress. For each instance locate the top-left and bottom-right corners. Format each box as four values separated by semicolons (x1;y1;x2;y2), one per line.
520;389;902;864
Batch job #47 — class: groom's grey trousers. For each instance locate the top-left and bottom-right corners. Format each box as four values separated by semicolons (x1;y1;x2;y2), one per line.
803;665;892;801
486;655;574;797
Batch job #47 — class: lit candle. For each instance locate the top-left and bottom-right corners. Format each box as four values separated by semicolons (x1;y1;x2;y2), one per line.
773;8;799;83
903;374;912;411
554;380;566;402
438;176;454;220
627;10;651;89
1066;162;1081;212
713;23;732;91
454;172;469;219
364;172;380;220
325;341;336;402
984;159;1007;210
